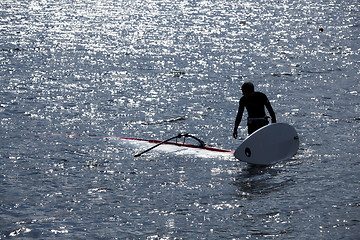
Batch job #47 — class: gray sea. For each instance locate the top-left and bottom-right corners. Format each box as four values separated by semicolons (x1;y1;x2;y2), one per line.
1;0;359;239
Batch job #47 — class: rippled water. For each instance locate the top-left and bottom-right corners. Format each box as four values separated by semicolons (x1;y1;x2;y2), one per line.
1;0;359;239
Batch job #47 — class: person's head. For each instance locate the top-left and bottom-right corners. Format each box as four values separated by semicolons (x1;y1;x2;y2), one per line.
241;82;254;96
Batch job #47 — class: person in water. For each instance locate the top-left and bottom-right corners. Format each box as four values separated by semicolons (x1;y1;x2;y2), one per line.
233;82;276;138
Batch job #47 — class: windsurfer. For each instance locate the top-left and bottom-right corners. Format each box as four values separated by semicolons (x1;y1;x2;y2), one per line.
233;82;276;138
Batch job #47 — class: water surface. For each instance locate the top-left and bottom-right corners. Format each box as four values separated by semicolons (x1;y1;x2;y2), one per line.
1;0;359;239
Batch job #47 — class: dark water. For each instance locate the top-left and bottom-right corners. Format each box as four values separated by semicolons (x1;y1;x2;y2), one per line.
1;0;359;239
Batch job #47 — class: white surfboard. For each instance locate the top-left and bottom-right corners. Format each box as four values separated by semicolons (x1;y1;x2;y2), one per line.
234;123;299;165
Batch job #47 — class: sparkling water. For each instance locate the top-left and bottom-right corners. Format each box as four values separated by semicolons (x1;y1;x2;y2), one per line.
1;0;359;239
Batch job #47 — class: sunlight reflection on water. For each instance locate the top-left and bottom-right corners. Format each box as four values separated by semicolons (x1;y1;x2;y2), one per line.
1;0;359;239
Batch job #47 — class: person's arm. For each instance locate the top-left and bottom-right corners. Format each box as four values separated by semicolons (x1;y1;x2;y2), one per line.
265;98;276;123
233;100;244;139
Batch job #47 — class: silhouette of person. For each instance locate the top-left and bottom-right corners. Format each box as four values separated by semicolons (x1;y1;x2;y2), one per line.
233;82;276;138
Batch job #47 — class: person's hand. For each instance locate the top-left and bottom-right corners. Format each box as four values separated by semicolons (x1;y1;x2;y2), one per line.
233;128;238;139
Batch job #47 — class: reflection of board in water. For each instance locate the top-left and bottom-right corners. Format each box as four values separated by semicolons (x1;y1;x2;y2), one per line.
234;123;299;165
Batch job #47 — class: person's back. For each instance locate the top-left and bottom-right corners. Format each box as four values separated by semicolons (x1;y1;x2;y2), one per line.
233;82;276;137
240;91;269;118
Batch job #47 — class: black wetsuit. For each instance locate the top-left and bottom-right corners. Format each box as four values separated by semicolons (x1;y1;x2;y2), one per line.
234;92;276;134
